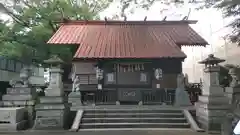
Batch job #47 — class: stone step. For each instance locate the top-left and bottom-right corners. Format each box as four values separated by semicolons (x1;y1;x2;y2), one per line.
80;122;190;129
84;109;182;113
84;113;184;118
2;95;35;101
82;117;187;123
2;100;35;106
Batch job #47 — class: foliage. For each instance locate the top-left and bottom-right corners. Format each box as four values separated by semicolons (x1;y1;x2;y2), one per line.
215;0;240;45
0;0;112;64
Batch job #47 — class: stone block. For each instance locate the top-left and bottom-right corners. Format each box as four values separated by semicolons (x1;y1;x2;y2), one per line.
195;102;229;111
69;102;81;106
0;120;27;131
36;110;65;117
3;100;35;107
7;87;36;96
40;96;65;104
195;100;229;133
2;95;35;101
44;87;64;97
33;117;65;130
225;87;240;94
0;107;26;123
35;103;69;110
33;106;70;130
196;107;227;117
68;92;81;98
202;86;225;96
197;116;221;133
198;95;229;104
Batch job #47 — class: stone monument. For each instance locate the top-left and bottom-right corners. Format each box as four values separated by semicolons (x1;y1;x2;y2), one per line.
0;107;27;130
223;67;240;135
68;74;82;111
33;55;70;130
225;67;240;104
2;66;37;128
174;73;192;106
195;54;229;133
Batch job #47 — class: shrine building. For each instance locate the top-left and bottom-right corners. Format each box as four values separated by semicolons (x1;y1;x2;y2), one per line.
47;19;208;105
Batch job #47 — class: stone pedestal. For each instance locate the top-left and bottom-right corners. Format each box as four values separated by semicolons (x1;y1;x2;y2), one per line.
0;107;27;130
68;92;82;111
2;87;36;128
195;91;229;132
196;83;229;133
33;55;70;130
33;96;70;130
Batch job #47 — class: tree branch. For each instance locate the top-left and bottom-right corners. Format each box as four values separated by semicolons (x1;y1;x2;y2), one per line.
0;3;30;27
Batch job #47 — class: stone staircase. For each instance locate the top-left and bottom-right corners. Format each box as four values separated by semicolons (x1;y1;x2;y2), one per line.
79;109;191;130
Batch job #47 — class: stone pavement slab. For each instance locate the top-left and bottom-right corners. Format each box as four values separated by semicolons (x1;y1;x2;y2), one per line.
0;130;215;135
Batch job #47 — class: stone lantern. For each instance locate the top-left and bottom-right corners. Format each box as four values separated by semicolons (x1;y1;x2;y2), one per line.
196;54;229;133
33;55;70;130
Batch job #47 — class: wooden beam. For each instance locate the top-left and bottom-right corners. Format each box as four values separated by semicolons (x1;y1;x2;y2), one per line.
104;17;108;22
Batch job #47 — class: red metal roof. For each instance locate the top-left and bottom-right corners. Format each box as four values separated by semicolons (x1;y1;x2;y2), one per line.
47;20;208;59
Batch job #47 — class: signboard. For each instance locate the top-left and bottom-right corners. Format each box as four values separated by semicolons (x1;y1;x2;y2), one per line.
118;89;141;102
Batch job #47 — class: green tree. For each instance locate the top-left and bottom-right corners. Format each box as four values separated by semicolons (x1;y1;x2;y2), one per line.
0;0;112;63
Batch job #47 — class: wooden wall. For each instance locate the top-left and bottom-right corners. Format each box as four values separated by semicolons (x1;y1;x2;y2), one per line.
73;58;182;89
152;74;178;89
73;62;98;85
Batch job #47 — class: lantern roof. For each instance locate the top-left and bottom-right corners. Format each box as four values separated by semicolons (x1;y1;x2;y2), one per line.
198;54;225;65
44;55;64;64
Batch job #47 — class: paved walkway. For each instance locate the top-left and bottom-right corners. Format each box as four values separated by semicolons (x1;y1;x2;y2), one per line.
0;130;217;135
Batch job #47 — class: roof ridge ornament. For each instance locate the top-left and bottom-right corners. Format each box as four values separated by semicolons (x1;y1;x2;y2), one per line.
104;17;108;22
84;17;88;24
162;16;167;21
144;16;147;21
124;16;127;22
182;16;188;20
